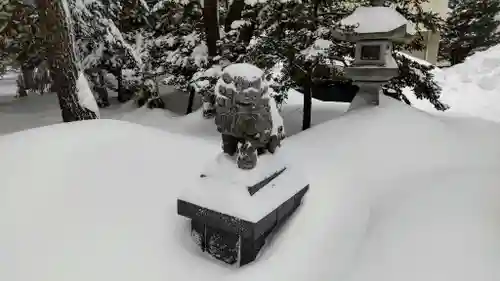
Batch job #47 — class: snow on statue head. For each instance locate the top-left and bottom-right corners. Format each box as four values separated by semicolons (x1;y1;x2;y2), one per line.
214;63;285;170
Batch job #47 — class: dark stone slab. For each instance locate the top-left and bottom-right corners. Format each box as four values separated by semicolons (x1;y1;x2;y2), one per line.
206;225;240;265
177;184;310;266
178;199;253;238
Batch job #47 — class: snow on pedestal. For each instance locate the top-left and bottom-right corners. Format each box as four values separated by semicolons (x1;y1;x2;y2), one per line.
177;152;309;266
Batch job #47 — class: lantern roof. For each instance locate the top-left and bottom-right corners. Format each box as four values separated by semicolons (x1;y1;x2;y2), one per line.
338;6;416;42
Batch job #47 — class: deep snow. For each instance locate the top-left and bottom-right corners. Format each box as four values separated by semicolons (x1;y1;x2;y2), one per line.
408;44;500;123
2;94;500;281
3;51;500;280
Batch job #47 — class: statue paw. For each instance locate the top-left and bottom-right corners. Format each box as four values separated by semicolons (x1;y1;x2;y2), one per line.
237;142;257;170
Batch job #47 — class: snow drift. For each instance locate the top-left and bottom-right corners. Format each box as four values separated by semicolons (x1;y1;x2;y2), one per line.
410;44;500;123
2;96;500;281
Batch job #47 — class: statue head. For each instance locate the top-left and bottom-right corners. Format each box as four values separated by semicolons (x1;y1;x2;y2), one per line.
217;63;268;106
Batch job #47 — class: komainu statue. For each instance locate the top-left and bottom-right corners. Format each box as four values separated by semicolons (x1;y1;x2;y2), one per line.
214;63;285;169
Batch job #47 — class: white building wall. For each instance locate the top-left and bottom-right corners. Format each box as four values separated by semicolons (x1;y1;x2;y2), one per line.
407;0;449;64
422;0;449;18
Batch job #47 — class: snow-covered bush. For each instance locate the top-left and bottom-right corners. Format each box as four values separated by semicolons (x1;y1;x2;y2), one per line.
71;0;154;106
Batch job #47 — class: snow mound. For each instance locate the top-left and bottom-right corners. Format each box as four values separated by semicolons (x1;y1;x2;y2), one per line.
116;89;345;142
3;97;500;281
441;45;500;92
347;170;500;281
282;96;500;281
410;44;500;122
287;95;500;192
0;119;219;281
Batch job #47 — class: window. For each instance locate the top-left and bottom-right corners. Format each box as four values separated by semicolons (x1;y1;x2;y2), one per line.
360;45;381;60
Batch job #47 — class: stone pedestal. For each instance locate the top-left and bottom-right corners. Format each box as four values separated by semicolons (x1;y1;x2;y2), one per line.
348;82;382;111
344;55;399;111
177;153;309;266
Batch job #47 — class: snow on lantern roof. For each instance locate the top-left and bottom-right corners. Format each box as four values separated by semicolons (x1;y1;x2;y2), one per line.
340;6;416;41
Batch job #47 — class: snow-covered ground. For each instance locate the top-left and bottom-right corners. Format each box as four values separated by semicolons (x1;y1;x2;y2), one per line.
0;75;347;137
408;44;500;123
2;94;500;281
3;57;500;281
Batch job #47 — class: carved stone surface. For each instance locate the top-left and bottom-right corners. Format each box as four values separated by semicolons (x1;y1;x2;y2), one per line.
178;183;309;266
214;63;285;170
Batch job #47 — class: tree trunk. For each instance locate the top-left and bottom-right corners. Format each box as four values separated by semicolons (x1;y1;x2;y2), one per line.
203;0;220;57
450;52;463;66
302;75;312;131
21;64;35;91
239;22;255;44
90;70;110;108
313;0;320;18
225;0;245;32
186;87;196;114
97;70;109;106
36;0;98;122
116;68;126;102
16;73;28;97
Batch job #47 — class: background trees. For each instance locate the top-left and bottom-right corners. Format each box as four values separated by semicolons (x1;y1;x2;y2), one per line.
439;0;500;66
1;0;449;125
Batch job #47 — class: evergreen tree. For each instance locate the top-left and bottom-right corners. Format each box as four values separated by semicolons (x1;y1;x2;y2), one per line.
150;0;217;114
36;0;99;121
118;0;151;33
71;0;150;105
246;0;447;129
146;0;447;125
439;0;500;65
154;0;207;92
244;0;351;129
0;0;47;94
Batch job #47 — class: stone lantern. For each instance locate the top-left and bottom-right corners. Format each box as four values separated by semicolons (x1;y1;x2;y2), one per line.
177;64;309;267
336;1;416;110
